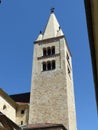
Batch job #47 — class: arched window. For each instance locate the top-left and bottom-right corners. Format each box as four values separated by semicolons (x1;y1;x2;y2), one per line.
51;46;55;55
42;60;56;71
43;48;47;56
43;62;47;71
52;60;55;70
47;47;51;56
47;61;51;70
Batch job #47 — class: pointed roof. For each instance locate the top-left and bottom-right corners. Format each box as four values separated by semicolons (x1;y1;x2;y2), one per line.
36;9;64;41
36;31;43;41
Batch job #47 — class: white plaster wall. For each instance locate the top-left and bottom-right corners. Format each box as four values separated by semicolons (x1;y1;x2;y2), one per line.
0;96;16;122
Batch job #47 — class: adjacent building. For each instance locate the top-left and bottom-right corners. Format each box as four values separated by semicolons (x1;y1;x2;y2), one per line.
0;88;29;126
84;0;98;110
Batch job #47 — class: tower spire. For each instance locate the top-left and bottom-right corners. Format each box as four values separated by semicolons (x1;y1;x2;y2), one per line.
42;8;64;39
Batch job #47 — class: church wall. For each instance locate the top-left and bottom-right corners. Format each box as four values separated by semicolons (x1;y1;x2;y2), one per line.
16;104;29;126
29;70;68;126
64;42;77;130
0;95;16;122
29;38;69;129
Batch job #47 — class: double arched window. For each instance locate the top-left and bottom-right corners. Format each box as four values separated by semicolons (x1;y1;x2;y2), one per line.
43;60;55;71
43;46;55;56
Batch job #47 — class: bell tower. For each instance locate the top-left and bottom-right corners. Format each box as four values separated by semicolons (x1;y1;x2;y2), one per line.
29;9;77;130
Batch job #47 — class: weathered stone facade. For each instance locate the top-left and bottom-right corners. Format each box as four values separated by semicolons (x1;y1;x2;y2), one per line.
29;11;77;130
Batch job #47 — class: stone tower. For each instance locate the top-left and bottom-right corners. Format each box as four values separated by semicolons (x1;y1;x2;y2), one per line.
29;9;77;130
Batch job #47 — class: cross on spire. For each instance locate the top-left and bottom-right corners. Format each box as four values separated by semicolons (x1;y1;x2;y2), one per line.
50;8;55;13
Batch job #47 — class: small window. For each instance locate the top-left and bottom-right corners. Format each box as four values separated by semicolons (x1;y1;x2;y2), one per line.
3;105;6;110
21;110;25;114
51;46;55;55
68;67;70;74
47;61;51;70
68;67;71;79
66;53;70;66
43;48;47;56
67;53;69;60
52;60;55;70
21;121;23;125
47;47;51;56
43;62;47;71
42;60;56;71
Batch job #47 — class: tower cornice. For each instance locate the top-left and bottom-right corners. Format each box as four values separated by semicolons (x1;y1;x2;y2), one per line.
34;35;65;44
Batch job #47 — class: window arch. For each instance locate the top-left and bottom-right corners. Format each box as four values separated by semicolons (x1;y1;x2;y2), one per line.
52;60;55;70
47;61;51;70
43;62;47;71
43;46;55;57
47;47;51;56
43;48;47;56
51;46;55;55
42;60;56;71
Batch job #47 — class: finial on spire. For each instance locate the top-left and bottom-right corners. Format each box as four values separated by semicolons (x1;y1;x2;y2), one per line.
50;8;55;13
40;31;42;34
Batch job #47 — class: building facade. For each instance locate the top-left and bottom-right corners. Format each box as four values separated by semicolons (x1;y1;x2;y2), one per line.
0;88;29;126
84;0;98;110
29;9;77;130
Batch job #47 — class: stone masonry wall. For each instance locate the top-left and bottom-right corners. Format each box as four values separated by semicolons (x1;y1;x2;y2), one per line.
29;37;77;130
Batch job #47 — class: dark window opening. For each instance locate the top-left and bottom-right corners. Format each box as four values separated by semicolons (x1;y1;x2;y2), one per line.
47;47;51;56
43;48;47;56
47;61;51;70
21;110;25;114
43;46;55;57
42;60;56;71
43;62;47;71
68;67;70;74
21;121;23;125
67;53;69;60
68;67;71;79
51;46;55;55
3;105;6;110
66;53;70;66
52;60;55;69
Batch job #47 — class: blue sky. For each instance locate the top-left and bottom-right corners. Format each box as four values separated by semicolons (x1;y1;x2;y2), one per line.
0;0;98;130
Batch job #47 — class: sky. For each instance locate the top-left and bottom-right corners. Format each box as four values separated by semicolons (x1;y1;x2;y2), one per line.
0;0;98;130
